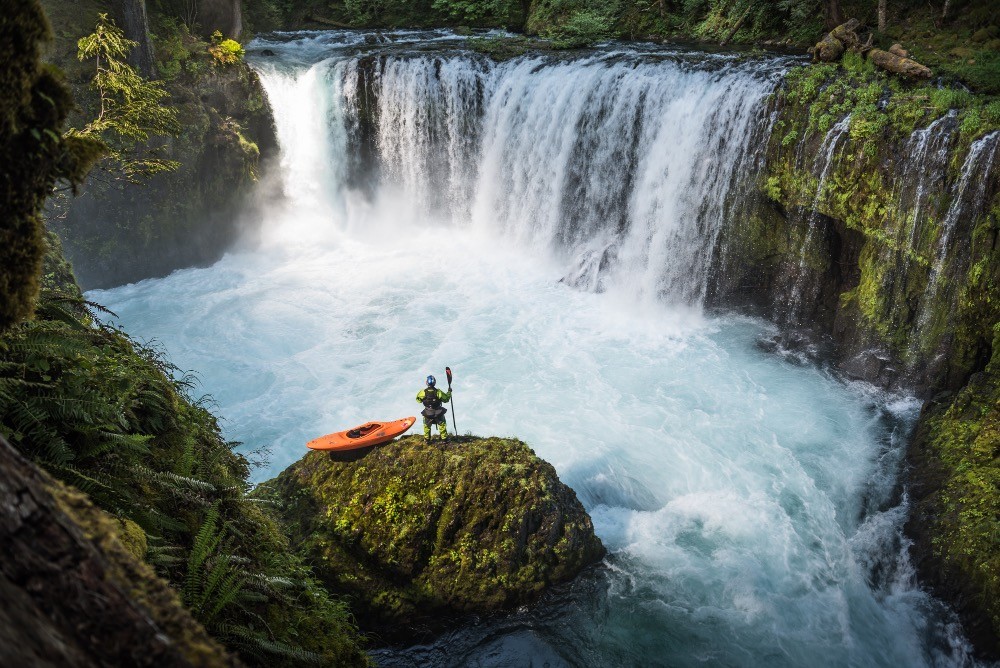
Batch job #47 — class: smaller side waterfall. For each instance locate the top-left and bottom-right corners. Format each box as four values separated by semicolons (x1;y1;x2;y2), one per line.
914;130;1000;346
898;111;957;255
782;114;853;323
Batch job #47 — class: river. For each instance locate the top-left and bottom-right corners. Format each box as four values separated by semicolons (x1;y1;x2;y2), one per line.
90;30;974;667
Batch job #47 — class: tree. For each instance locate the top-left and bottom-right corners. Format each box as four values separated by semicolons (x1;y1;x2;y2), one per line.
65;14;180;183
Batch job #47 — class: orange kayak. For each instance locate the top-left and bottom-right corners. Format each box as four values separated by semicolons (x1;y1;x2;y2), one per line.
306;416;417;452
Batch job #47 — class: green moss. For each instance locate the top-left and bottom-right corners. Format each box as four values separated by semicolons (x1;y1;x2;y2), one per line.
38;3;276;289
48;477;235;666
912;369;1000;643
259;436;604;627
761;58;1000;372
0;238;367;666
116;517;149;560
0;0;100;332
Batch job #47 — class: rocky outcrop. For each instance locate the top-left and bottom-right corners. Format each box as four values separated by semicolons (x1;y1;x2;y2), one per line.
708;60;1000;657
711;61;1000;396
38;0;279;289
0;434;238;667
905;367;1000;658
260;436;605;633
49;53;278;288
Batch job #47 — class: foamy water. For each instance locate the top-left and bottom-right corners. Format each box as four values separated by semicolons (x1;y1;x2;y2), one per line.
90;30;973;666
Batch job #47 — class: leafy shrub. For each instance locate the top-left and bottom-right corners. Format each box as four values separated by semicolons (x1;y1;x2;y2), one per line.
209;31;244;65
549;9;613;48
152;17;195;81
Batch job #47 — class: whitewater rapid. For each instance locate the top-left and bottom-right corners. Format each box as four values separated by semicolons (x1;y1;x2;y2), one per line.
91;30;973;667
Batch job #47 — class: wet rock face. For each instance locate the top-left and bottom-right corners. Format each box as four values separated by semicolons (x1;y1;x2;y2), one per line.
0;435;237;667
260;436;605;631
905;371;1000;660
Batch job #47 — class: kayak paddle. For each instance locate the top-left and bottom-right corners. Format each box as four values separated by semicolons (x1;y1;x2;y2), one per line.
446;366;457;435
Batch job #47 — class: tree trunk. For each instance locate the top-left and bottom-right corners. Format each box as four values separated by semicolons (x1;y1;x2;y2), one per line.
878;0;886;32
720;5;753;45
830;18;860;47
0;436;237;667
198;0;242;38
113;0;157;79
826;0;844;29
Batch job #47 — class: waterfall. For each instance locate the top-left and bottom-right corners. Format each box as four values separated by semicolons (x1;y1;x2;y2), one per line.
85;32;978;666
252;39;791;308
784;114;853;322
914;130;1000;344
898;110;957;252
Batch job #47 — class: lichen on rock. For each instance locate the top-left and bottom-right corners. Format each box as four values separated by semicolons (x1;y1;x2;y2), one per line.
259;436;605;629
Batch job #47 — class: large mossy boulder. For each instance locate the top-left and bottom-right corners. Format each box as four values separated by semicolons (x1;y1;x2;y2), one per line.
261;436;605;628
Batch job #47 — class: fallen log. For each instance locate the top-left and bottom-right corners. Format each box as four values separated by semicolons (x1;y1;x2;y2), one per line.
866;48;933;78
307;14;353;28
813;32;844;61
720;5;753;46
810;19;931;79
830;18;861;48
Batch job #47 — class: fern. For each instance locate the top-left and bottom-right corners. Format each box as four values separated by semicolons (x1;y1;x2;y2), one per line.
216;624;325;665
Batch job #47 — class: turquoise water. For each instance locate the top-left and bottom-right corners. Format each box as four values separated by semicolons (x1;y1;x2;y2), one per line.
92;225;966;666
90;30;973;666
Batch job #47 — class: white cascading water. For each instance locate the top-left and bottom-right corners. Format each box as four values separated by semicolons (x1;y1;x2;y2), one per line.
783;114;853;321
914;130;1000;345
91;31;976;666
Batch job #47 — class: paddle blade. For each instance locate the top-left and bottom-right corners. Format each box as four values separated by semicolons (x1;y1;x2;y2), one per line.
445;366;453;386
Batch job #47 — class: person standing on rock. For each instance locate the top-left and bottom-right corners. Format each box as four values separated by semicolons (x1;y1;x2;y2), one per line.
416;375;451;443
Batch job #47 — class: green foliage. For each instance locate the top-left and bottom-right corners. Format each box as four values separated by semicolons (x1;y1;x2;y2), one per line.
548;9;613;48
152;17;198;80
68;13;180;182
0;274;367;666
209;31;245;66
431;0;520;24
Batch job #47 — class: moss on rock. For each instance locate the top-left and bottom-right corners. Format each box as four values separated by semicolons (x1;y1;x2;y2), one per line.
0;0;100;332
38;1;279;289
736;57;1000;391
906;362;1000;658
0;434;238;667
260;436;605;629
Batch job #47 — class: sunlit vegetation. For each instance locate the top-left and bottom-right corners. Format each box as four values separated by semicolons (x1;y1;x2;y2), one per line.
66;14;181;182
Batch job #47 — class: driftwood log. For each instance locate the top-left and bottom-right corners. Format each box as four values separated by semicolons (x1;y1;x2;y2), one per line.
811;20;931;79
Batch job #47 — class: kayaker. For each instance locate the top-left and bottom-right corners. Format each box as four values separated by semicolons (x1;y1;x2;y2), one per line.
416;375;451;443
